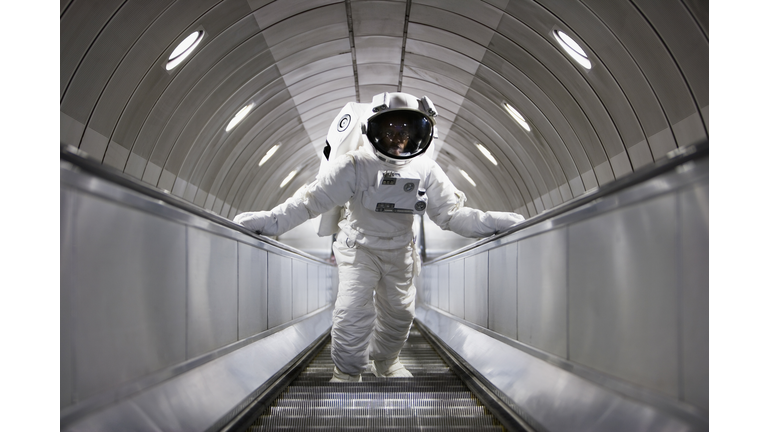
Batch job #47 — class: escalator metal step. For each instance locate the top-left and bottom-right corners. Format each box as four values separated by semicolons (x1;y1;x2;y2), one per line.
245;328;505;431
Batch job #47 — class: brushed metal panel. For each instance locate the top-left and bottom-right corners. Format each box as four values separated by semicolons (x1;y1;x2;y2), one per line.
61;188;76;408
568;194;679;397
419;266;435;307
413;0;504;30
70;193;187;400
268;253;293;327
408;23;487;61
63;309;333;432
351;0;406;38
488;244;518;339
407;39;480;75
463;252;488;328
355;35;403;64
410;3;495;47
292;260;309;317
237;244;268;339
518;229;567;357
254;0;341;31
308;264;320;312
679;182;709;409
187;228;239;359
417;306;704;432
438;262;451;311
449;259;465;318
275;39;350;76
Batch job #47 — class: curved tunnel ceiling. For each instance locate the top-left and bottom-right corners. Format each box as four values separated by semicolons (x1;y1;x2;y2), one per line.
60;0;708;220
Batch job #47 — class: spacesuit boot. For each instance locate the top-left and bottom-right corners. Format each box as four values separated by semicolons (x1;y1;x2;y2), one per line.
372;357;413;378
330;366;363;383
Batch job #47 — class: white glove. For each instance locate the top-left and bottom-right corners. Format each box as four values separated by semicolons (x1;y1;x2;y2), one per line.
489;211;526;233
234;211;272;234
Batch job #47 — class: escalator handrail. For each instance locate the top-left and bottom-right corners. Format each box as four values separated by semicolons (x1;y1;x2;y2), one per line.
60;143;331;265
428;139;709;263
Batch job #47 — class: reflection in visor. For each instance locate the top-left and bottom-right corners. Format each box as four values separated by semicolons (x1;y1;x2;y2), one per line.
366;110;433;160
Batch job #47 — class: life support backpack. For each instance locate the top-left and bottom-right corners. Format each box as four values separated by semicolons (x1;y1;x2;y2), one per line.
316;101;369;236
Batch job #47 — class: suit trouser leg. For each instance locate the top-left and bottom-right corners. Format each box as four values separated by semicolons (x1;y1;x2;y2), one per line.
368;246;416;363
330;241;379;375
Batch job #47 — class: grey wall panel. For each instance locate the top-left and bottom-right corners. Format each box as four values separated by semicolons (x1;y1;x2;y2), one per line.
187;228;239;359
60;188;75;408
417;306;704;432
237;244;268;339
679;183;709;408
420;266;435;307
488;244;518;340
463;252;489;328
268;253;293;327
449;260;465;318
438;263;451;311
308;264;319;312
568;194;679;398
68;192;187;401
518;229;568;358
292;260;309;317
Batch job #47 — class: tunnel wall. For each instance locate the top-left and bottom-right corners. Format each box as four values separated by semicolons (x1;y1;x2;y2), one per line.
60;160;336;429
416;154;708;430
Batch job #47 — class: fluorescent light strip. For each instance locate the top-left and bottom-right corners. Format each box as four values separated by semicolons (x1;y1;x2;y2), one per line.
280;170;298;188
475;143;498;166
554;30;591;69
166;31;203;71
259;144;280;166
459;169;476;187
226;103;253;132
503;102;531;132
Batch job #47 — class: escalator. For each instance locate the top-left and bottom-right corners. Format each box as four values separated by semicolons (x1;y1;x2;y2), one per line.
225;322;533;431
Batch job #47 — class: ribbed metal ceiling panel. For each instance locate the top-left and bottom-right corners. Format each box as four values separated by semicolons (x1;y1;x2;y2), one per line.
60;0;708;233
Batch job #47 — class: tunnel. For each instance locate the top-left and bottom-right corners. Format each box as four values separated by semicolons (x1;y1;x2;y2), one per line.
59;1;710;431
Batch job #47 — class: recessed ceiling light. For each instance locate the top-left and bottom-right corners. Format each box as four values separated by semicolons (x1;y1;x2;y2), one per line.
475;143;498;166
554;30;591;69
280;169;298;188
226;103;253;132
259;144;280;166
503;102;531;132
459;169;476;187
166;30;203;71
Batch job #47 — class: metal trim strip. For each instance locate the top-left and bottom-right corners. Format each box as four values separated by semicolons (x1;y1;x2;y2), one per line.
416;305;708;432
61;307;333;431
60;145;330;264
427;141;708;264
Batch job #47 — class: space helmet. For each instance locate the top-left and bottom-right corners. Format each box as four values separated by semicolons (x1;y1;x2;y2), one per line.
362;92;438;165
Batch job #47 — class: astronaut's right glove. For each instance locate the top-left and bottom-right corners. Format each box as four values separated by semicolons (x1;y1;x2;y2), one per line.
488;211;526;234
233;211;271;234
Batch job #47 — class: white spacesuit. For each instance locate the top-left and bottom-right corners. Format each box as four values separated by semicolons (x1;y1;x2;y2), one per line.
234;92;524;382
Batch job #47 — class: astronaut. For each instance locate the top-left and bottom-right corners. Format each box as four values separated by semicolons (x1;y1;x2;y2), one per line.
234;92;525;382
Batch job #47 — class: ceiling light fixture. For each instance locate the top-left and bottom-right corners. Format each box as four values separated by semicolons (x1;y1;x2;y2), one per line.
459;169;476;187
166;30;204;71
554;30;592;69
280;169;298;188
475;143;498;166
226;103;253;132
503;102;531;132
259;144;280;166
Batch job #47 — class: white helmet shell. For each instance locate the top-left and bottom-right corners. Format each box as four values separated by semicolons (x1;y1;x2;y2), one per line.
363;92;439;165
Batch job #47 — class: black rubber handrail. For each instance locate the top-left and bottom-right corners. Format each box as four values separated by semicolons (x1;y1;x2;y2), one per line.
428;139;709;263
60;144;331;265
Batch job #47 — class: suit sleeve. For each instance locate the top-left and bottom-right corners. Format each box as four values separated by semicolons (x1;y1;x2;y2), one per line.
234;155;356;235
424;161;525;238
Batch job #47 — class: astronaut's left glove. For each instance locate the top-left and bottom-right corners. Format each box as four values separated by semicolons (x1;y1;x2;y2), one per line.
234;211;272;234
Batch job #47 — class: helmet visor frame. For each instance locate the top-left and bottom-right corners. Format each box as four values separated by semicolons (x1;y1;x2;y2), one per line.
366;110;434;160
